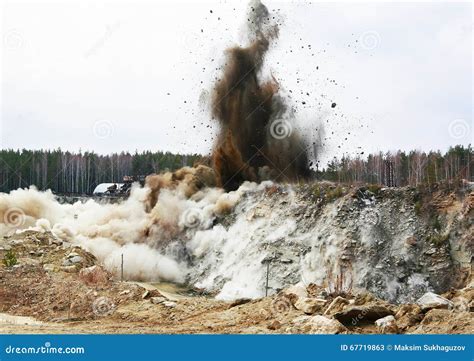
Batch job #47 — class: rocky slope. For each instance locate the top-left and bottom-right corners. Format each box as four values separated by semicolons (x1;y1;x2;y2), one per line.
0;231;472;334
172;182;473;302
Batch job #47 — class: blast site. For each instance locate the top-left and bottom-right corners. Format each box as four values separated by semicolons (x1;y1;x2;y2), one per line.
0;0;472;336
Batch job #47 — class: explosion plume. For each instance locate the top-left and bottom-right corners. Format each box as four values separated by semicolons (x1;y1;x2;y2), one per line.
211;0;311;191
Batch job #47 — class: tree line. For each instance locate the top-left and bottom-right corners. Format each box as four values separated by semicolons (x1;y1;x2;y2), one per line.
0;149;201;194
0;145;471;194
316;145;472;187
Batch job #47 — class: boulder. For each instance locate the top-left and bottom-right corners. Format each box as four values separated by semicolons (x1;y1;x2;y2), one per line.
62;252;84;266
79;265;109;286
294;297;326;314
375;315;399;333
450;296;470;312
60;265;78;273
43;263;58;272
163;301;177;308
416;292;453;311
267;320;281;331
151;297;166;304
323;296;350;315
414;309;474;334
289;315;310;328
18;257;40;266
308;316;347;334
333;304;393;325
395;304;423;330
283;283;308;305
287;315;347;334
354;291;376;305
395;304;422;319
50;237;63;246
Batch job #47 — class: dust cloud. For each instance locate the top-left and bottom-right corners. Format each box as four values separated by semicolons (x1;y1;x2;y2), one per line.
211;0;311;191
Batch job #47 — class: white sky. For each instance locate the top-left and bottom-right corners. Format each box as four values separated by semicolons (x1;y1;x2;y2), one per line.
1;0;472;163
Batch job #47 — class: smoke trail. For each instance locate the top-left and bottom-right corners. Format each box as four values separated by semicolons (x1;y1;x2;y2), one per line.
211;0;311;191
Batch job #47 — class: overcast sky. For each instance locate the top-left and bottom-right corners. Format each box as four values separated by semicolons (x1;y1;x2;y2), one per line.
1;0;472;163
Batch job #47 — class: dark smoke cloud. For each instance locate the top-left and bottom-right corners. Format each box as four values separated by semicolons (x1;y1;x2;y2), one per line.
211;0;310;191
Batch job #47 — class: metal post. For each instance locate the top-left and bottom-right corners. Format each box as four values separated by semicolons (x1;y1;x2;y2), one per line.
265;261;270;297
121;253;124;282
